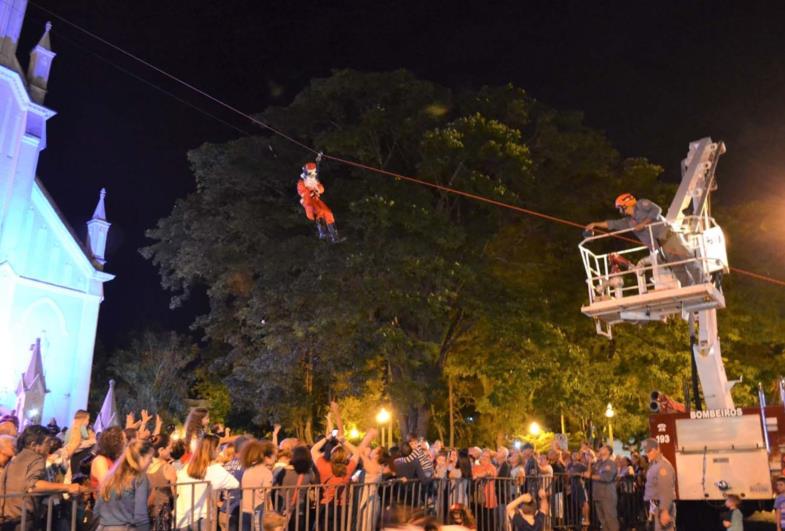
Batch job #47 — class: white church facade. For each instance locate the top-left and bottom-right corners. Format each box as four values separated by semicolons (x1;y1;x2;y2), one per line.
0;0;112;426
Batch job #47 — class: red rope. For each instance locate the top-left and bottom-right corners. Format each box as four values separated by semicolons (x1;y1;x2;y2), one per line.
32;0;785;289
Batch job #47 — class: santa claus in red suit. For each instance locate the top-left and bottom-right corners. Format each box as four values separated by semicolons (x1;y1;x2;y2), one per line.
297;156;343;242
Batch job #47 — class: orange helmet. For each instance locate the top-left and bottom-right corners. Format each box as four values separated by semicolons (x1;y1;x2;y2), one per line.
614;193;637;211
304;162;317;173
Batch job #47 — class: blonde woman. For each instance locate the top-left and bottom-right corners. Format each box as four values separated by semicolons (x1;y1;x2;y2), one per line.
239;439;277;530
94;439;155;530
175;433;239;530
183;407;210;460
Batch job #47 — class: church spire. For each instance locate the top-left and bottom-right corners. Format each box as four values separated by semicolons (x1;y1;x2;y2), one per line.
27;21;56;104
15;338;47;426
87;188;111;268
0;0;28;76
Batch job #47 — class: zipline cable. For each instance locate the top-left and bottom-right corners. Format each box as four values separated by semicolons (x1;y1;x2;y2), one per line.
29;1;785;288
53;31;254;137
29;1;317;154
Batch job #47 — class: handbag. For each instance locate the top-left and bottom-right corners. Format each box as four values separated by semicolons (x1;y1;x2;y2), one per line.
263;473;305;529
474;479;486;505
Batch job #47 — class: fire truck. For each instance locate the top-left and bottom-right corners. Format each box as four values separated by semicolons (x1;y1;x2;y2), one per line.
579;138;779;501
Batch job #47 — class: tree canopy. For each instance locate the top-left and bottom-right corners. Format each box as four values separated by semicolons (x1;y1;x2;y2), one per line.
141;69;785;445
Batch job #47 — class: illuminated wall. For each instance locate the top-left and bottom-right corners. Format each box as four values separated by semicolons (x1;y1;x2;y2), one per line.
0;11;112;426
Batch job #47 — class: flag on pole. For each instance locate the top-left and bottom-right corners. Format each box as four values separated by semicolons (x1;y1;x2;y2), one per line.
94;379;119;434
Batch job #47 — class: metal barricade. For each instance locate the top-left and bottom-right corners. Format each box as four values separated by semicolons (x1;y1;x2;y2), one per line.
5;473;647;530
206;475;647;531
172;480;214;530
0;491;80;531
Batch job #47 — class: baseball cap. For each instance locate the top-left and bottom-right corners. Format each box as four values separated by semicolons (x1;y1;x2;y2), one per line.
641;438;659;452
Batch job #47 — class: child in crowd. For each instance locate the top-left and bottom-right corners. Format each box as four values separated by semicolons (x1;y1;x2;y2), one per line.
721;494;743;531
775;477;785;531
507;488;549;531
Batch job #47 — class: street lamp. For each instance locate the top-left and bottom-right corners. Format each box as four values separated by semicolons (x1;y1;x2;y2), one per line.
605;402;615;444
376;407;392;448
376;408;390;424
528;421;542;437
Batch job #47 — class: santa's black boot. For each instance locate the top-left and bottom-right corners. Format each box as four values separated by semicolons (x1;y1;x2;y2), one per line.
316;219;329;240
327;223;345;243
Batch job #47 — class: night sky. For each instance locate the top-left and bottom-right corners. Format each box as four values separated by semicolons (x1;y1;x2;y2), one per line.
16;1;785;348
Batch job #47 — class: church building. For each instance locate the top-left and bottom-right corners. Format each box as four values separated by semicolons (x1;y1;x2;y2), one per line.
0;0;112;426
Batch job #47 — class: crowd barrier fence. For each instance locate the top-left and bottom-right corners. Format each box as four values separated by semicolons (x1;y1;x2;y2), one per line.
0;474;648;530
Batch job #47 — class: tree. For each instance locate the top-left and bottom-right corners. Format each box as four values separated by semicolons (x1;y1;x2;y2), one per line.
143;69;785;443
104;330;197;421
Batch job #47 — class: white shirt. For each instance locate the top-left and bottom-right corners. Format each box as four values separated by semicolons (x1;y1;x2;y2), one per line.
175;463;239;528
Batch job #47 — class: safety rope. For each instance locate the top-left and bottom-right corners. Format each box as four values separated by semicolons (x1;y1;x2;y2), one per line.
28;1;785;289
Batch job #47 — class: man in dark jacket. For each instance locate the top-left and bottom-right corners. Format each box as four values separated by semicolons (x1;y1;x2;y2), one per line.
0;425;84;530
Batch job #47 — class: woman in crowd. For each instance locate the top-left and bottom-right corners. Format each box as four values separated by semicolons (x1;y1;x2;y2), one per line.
537;454;553;479
90;426;126;490
566;451;589;531
65;409;95;481
239;438;277;530
274;444;317;531
509;452;526;487
448;448;473;506
348;431;380;531
471;450;498;531
311;430;365;531
446;502;477;530
548;450;566;526
183;407;210;459
94;439;155;531
170;438;187;472
175;433;239;530
222;436;249;530
148;433;177;531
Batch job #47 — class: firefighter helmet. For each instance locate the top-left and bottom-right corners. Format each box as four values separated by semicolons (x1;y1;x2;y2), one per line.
614;193;637;211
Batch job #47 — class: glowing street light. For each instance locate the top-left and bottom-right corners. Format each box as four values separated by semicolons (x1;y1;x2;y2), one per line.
376;408;391;424
376;407;392;448
528;421;542;436
349;427;360;440
605;403;615;443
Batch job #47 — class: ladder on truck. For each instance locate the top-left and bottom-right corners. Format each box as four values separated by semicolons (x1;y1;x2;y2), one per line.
579;138;733;409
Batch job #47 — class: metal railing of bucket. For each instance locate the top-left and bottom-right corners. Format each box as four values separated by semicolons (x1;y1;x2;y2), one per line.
579;217;727;307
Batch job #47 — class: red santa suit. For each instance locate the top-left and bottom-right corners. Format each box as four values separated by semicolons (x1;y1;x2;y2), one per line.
297;173;335;225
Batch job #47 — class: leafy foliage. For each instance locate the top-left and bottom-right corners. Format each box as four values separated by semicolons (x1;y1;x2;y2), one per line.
141;70;785;444
102;330;197;421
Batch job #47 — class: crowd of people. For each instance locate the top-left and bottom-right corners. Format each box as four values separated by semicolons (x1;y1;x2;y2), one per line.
0;402;682;531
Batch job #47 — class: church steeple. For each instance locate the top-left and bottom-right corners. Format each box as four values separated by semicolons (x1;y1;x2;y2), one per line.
27;21;55;104
0;0;28;76
15;338;48;426
87;188;110;268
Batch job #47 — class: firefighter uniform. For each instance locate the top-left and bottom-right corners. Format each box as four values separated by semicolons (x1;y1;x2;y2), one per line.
591;457;619;531
642;439;676;531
